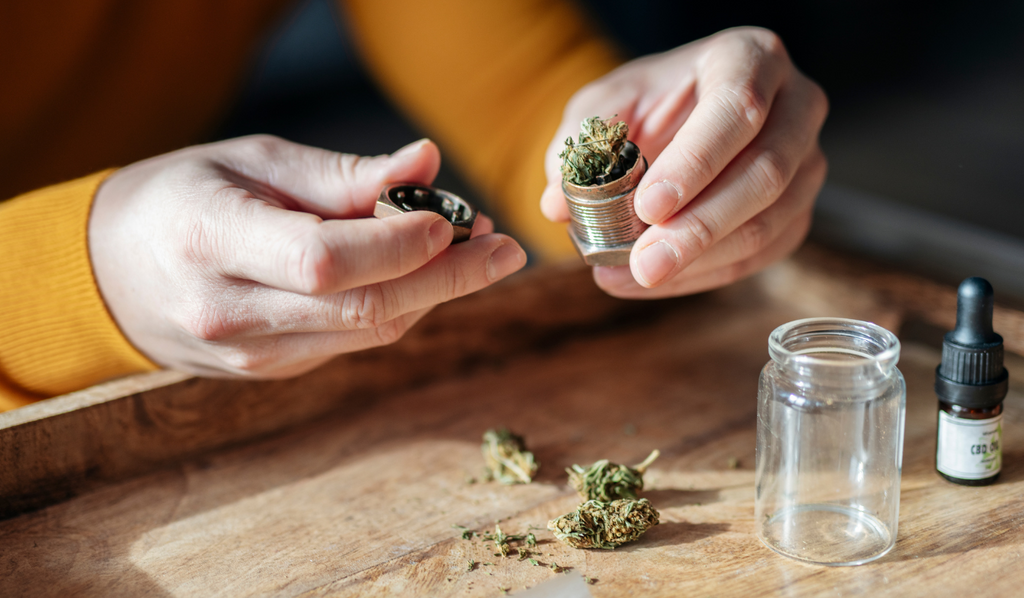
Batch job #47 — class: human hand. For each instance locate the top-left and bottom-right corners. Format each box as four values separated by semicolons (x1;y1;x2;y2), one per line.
89;136;526;378
541;27;828;298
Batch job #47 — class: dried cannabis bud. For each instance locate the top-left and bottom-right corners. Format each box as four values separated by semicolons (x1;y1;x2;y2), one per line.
567;449;660;502
482;428;538;484
548;498;660;550
559;116;631;186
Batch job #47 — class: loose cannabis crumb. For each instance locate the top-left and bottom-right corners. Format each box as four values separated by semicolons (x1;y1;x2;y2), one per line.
482;428;538;484
727;457;740;469
548;498;660;549
584;576;598;585
452;524;477;541
517;547;530;561
528;558;540;566
467;559;477;572
559;116;630;186
525;532;536;547
499;587;510;595
567;449;660;502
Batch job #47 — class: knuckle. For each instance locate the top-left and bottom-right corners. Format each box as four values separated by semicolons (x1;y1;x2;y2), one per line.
241;134;285;159
373;317;409;346
678;211;717;256
443;259;472;299
288;231;336;295
181;216;210;265
750;147;790;200
180;303;237;343
723;27;787;58
219;347;269;374
340;284;389;330
726;80;770;130
672;143;717;187
737;214;773;256
752;28;787;57
334;152;366;186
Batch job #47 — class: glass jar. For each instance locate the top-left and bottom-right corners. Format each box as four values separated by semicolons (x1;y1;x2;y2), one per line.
755;318;906;566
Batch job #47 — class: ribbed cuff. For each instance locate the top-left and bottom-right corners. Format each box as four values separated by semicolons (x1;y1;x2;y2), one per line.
0;171;158;409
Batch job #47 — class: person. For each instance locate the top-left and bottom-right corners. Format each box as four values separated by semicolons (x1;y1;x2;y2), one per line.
0;0;827;411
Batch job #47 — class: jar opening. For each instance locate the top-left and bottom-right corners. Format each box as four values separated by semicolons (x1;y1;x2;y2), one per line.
769;318;901;371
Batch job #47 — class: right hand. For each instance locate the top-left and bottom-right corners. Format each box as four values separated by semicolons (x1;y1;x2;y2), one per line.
89;135;526;379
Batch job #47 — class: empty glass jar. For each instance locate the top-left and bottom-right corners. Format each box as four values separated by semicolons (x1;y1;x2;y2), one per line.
755;318;906;566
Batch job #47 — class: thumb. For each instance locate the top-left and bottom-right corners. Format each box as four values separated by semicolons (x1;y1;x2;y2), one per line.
219;135;442;219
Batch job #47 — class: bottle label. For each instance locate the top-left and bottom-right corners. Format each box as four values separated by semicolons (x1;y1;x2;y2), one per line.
936;411;1002;480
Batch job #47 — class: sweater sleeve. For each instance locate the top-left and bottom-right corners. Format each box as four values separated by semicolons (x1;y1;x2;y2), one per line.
340;0;623;259
0;171;157;411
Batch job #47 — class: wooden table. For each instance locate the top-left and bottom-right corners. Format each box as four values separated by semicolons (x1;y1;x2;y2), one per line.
3;245;1024;597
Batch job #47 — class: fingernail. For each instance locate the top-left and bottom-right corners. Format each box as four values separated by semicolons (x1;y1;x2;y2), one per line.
391;138;429;160
636;240;680;286
486;243;526;282
637;181;682;223
427;218;453;256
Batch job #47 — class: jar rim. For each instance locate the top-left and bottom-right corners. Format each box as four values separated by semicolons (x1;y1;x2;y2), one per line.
768;317;901;369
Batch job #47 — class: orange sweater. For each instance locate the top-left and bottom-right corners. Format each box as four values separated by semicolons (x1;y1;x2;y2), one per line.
0;0;620;409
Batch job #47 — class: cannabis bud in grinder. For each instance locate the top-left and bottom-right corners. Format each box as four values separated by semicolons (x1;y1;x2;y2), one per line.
548;498;660;550
558;116;648;267
567;449;660;502
482;428;538;484
559;116;630;186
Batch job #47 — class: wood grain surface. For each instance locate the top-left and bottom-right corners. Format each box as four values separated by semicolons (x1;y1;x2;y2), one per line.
2;245;1024;597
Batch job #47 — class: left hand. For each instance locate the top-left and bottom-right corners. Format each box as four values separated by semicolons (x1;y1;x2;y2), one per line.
541;27;828;298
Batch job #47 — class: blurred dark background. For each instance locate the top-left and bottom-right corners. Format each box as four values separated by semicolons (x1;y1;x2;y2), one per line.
217;0;1024;298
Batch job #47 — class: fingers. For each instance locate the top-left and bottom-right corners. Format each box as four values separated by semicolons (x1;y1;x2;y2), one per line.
183;307;435;379
216;136;442;219
633;30;792;226
201;198;455;295
658;148;826;278
470;213;495;238
181;233;526;340
594;208;812;299
629;72;828;288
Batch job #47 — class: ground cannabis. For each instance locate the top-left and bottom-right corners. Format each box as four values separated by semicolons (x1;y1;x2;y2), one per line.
559;116;630;186
482;428;538;485
567;449;660;502
548;498;660;550
494;524;511;557
452;524;477;540
480;523;535;559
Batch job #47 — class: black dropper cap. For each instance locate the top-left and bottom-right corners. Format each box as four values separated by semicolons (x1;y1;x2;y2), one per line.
935;277;1008;408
